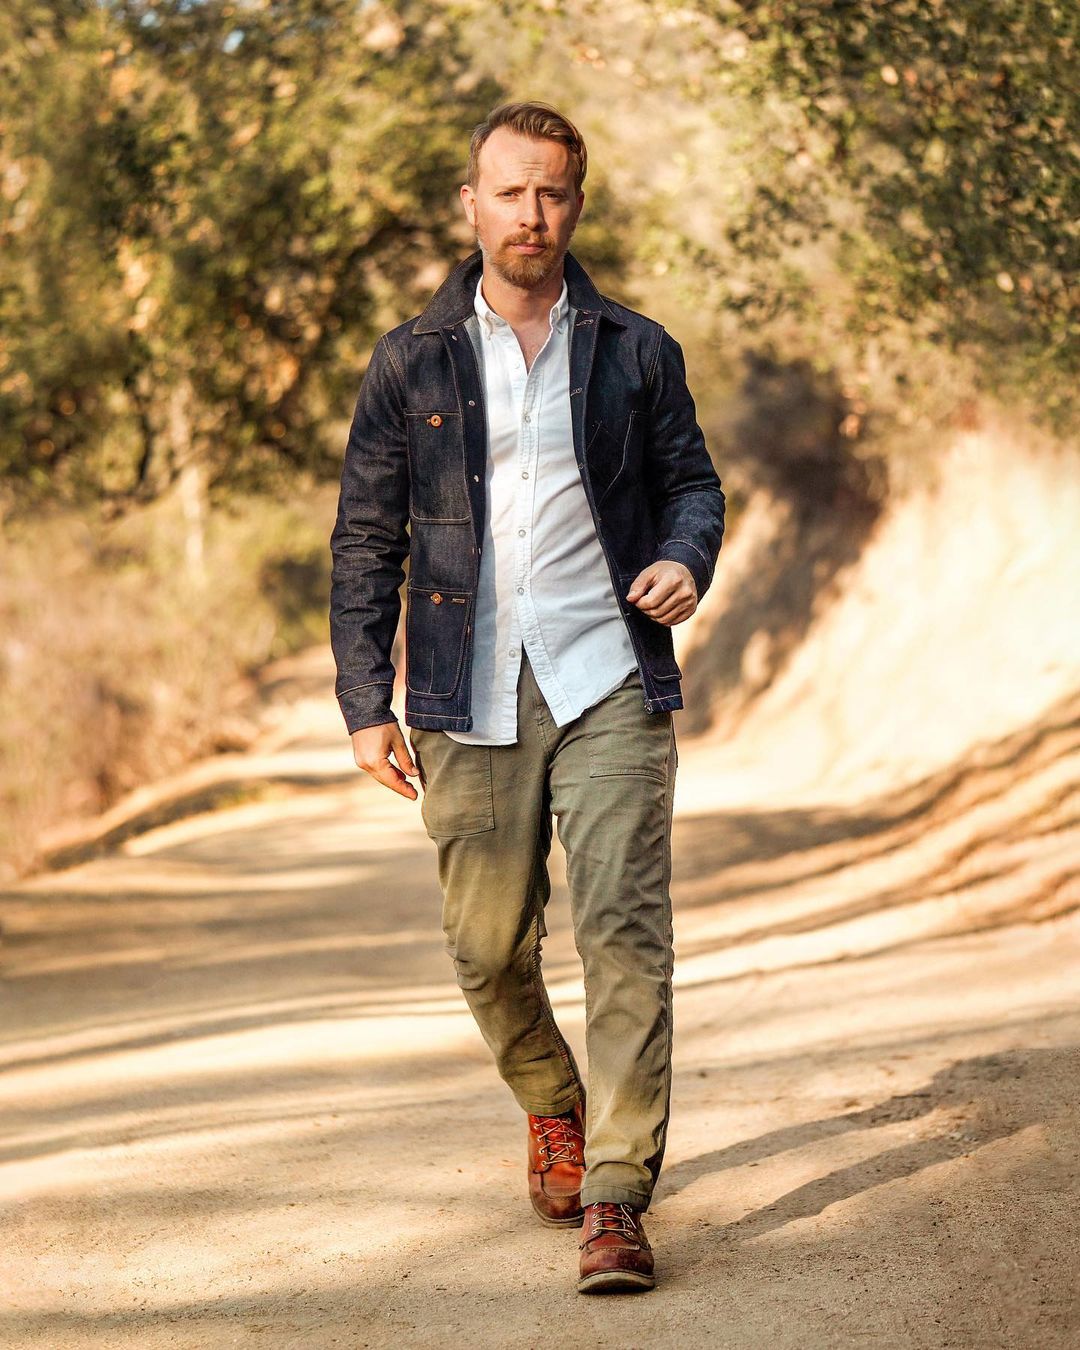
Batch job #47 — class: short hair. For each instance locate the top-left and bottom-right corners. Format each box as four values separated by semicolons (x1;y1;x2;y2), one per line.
467;101;588;194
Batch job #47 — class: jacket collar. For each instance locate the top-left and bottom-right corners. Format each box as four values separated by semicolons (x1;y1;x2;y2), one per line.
411;247;626;334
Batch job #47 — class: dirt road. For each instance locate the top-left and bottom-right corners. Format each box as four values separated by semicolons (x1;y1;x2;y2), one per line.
3;647;1078;1348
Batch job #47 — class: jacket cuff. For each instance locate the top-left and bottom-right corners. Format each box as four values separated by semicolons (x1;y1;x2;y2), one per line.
337;681;397;735
655;538;714;599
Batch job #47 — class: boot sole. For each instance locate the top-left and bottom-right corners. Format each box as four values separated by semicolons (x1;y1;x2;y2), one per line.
577;1268;656;1294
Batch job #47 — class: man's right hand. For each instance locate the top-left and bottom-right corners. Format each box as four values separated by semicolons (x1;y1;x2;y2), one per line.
350;720;420;800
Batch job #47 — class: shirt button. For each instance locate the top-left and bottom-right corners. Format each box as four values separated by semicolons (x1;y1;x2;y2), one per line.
523;413;531;422
521;470;529;478
473;474;479;482
516;586;524;594
518;528;526;536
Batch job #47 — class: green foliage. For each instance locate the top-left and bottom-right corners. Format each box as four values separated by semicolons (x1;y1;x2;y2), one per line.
0;0;504;511
662;0;1080;427
3;0;1075;519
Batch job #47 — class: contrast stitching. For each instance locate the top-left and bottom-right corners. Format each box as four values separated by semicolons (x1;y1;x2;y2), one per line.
381;333;406;388
338;680;393;695
667;536;711;566
666;536;714;576
644;325;665;399
594;410;639;509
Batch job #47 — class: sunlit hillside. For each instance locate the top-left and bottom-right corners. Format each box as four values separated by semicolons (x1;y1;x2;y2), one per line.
677;416;1080;805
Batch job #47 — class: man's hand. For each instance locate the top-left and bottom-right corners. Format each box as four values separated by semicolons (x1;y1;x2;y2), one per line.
626;561;698;625
350;720;420;799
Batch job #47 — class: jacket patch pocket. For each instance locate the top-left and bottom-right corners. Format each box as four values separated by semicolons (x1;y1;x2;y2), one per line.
406;410;471;522
594;411;643;508
406;585;471;698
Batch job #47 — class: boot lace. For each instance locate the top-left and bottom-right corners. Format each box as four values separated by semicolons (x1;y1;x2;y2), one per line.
532;1110;584;1166
583;1201;641;1244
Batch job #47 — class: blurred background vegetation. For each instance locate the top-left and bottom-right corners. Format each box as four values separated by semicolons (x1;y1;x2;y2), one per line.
1;0;1076;876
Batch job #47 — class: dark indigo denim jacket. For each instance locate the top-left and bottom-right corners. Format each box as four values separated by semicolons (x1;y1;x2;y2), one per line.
329;248;725;735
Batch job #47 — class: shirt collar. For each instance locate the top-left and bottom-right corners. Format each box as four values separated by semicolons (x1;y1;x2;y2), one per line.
474;272;569;338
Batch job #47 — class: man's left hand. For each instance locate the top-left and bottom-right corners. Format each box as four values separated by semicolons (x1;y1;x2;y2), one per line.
625;561;698;625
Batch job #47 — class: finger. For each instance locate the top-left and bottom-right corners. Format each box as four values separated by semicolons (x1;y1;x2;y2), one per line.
368;756;419;799
625;568;659;602
656;584;694;613
649;597;686;623
390;724;417;775
654;601;694;625
635;578;679;612
646;591;686;620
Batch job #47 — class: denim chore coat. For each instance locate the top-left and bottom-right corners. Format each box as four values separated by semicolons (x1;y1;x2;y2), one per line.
329;248;726;735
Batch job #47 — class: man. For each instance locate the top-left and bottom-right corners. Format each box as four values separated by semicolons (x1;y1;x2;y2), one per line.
329;101;724;1294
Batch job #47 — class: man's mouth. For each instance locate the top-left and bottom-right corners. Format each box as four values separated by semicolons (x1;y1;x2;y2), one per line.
510;242;546;254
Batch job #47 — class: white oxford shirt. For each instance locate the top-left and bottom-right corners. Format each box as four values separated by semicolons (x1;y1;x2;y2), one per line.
445;273;638;744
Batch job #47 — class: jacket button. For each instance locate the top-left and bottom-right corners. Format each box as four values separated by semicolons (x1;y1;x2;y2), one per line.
431;592;443;604
427;414;443;427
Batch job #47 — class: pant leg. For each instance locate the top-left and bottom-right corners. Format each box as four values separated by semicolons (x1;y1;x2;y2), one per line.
547;670;678;1210
408;656;585;1115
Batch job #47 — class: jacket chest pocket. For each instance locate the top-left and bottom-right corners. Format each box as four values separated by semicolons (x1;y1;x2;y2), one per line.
406;411;471;522
405;585;472;697
588;410;645;507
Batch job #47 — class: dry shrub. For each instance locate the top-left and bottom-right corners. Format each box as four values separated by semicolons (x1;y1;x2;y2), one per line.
0;486;335;879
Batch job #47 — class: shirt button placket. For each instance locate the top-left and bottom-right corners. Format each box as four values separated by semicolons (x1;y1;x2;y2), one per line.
518;366;538;610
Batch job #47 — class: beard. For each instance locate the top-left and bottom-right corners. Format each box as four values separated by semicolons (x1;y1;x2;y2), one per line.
476;226;566;289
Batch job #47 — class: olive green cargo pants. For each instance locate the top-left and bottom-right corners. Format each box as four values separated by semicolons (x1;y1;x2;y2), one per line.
407;648;678;1210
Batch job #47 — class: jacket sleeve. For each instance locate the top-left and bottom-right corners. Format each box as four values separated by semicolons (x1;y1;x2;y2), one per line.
643;328;725;599
329;333;410;734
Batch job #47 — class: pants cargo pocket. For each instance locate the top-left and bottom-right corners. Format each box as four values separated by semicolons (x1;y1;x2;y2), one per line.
411;731;496;837
584;681;672;785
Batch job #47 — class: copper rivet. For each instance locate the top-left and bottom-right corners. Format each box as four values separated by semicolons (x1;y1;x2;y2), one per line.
431;592;442;604
428;413;443;427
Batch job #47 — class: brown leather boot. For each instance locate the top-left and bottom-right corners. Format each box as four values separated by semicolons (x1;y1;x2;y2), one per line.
527;1096;586;1227
577;1201;656;1293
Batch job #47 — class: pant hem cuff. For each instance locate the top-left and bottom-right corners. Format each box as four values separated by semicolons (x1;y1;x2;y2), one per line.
519;1086;584;1116
580;1186;652;1208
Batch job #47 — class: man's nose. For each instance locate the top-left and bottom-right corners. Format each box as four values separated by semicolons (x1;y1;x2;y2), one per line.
519;193;545;230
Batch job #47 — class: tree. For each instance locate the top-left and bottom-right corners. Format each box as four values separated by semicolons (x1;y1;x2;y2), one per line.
0;0;504;515
664;0;1079;427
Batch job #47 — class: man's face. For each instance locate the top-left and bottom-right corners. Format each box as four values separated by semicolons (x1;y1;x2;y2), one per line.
461;126;584;288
